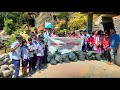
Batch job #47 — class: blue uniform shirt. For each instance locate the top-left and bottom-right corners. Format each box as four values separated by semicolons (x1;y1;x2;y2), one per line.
11;41;22;60
21;45;29;60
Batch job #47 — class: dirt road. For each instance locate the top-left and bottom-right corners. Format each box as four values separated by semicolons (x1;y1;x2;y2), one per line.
22;60;120;78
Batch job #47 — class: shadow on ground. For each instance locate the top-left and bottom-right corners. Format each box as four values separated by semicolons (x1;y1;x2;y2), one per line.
19;64;48;78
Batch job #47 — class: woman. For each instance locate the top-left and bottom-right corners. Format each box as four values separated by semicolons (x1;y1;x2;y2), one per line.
93;30;100;51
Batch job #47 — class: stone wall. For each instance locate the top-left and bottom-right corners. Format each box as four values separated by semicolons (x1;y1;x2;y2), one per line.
0;54;15;78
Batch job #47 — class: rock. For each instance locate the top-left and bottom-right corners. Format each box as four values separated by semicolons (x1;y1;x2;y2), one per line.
50;59;57;65
9;68;14;75
4;58;9;63
69;52;77;61
5;54;9;59
0;54;6;61
7;60;13;65
9;64;15;69
1;65;9;71
0;69;3;77
2;70;11;77
12;75;14;78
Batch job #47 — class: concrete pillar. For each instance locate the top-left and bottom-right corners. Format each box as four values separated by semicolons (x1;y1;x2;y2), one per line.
87;13;93;33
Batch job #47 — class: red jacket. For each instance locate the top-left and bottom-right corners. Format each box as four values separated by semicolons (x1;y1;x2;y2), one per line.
87;36;94;45
103;38;110;50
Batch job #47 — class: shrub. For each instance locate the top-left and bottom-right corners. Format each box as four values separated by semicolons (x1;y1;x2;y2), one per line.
4;19;14;35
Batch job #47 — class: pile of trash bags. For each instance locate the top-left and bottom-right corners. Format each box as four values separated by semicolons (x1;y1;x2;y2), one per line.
47;50;102;65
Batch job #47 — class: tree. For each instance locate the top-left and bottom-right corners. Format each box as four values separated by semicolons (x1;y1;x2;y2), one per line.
58;12;70;31
68;13;87;30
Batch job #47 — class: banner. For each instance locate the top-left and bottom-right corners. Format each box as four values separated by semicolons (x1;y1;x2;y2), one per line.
45;22;52;29
47;37;84;54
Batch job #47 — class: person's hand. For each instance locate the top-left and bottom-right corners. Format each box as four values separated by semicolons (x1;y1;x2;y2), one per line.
30;45;34;50
16;43;21;48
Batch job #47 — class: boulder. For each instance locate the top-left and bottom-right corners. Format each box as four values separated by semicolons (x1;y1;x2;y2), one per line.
0;54;6;61
9;64;15;69
0;69;3;77
7;60;13;65
1;65;9;71
9;68;14;75
2;70;11;77
4;54;9;59
4;58;9;63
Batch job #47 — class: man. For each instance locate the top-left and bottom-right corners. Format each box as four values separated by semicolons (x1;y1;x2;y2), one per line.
43;28;50;64
11;35;22;78
109;29;120;64
20;25;31;43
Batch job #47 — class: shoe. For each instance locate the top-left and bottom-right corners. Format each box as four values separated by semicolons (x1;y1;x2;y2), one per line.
100;60;104;62
103;60;107;63
108;62;113;65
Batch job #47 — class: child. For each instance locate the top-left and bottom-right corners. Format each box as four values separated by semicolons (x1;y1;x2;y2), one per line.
21;39;29;76
82;30;90;52
27;37;35;75
103;33;110;62
87;32;94;51
11;35;22;78
31;34;38;71
36;37;45;71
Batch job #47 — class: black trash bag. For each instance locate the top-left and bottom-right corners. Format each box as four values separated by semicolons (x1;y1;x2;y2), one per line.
69;52;77;61
77;51;85;61
86;51;93;57
73;51;79;59
90;55;96;60
47;53;55;63
95;53;101;60
61;54;70;63
50;58;58;65
54;54;62;62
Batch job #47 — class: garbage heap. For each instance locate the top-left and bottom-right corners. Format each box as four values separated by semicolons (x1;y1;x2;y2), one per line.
47;50;102;65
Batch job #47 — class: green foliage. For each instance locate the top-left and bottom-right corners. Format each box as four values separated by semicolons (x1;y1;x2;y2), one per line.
59;29;67;33
4;19;14;35
5;27;24;46
59;22;66;30
68;13;87;30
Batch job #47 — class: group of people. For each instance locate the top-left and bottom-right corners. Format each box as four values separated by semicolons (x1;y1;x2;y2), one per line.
10;25;51;78
10;24;120;78
79;29;120;65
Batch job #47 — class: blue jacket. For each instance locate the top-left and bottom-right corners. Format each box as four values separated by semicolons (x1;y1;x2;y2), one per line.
110;34;120;49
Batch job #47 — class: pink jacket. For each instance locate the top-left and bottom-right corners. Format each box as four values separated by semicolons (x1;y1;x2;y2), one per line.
103;38;110;50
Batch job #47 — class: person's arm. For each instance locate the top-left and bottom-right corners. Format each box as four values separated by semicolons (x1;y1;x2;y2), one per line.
11;43;21;52
38;44;45;51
